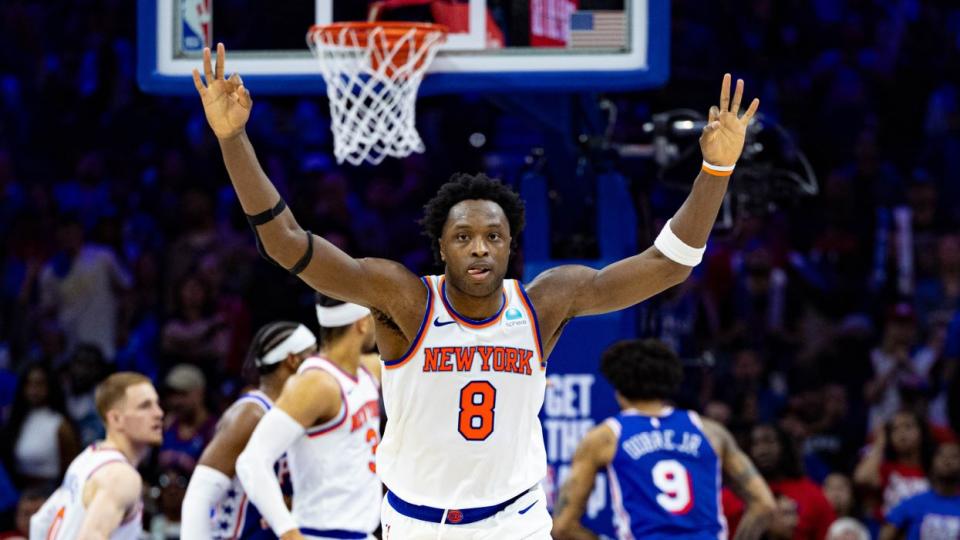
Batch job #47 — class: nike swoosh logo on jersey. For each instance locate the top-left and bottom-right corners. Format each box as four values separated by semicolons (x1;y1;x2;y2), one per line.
518;500;538;515
433;317;456;327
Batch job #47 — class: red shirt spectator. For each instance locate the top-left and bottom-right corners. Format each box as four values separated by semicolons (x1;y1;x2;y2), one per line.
723;481;836;540
768;478;836;540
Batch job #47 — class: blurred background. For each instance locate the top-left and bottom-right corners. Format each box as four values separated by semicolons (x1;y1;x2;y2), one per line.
1;0;959;538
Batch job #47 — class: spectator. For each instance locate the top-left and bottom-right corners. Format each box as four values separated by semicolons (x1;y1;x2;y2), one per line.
61;345;108;447
37;215;131;360
864;304;933;432
825;518;870;540
749;423;836;540
823;473;860;521
0;487;48;540
158;364;215;474
0;363;79;490
881;442;960;540
148;464;189;540
160;273;229;374
854;410;934;519
801;384;861;482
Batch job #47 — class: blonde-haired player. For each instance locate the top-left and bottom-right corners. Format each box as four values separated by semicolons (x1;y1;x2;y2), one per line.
30;372;164;539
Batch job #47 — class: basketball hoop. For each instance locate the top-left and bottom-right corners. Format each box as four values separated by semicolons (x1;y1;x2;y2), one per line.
307;23;448;166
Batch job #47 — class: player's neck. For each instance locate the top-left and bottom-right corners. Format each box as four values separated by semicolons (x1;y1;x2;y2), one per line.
443;279;504;320
102;433;146;466
624;399;670;416
259;377;285;402
320;339;360;376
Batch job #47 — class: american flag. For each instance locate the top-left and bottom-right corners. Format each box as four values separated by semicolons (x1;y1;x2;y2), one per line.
568;11;628;49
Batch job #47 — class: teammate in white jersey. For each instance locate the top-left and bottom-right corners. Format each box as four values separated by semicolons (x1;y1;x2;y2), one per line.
235;295;382;540
30;372;164;540
180;321;318;540
196;43;759;538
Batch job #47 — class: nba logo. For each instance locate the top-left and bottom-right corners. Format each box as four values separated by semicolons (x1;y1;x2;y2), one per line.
181;0;212;52
446;510;463;524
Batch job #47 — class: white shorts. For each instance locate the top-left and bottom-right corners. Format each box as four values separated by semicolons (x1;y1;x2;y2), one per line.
381;486;552;540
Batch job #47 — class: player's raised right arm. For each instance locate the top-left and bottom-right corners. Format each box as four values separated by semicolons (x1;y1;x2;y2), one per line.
193;44;421;317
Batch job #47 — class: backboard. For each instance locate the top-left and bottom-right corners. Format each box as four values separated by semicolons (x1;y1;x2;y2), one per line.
138;0;669;95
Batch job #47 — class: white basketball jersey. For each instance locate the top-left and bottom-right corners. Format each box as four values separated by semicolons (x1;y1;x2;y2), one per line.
211;390;289;539
377;275;547;508
286;357;382;533
34;445;143;540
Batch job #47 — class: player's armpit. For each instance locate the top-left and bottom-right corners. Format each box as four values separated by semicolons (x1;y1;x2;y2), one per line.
77;463;142;540
276;370;343;428
552;425;617;540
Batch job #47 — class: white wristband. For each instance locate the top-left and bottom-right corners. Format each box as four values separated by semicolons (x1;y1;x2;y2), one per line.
701;160;735;176
654;219;705;266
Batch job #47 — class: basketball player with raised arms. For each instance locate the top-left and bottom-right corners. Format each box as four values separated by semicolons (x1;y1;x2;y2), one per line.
180;321;318;540
234;295;382;540
194;43;759;538
30;372;164;540
552;340;776;540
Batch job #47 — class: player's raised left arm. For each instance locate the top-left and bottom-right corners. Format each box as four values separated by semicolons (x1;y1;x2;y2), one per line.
529;75;758;320
552;424;617;540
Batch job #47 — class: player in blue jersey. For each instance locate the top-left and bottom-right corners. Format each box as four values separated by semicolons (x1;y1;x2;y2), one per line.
552;339;776;540
180;321;317;540
881;441;960;540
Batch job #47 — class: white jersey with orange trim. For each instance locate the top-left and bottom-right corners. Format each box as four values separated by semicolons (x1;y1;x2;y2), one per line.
286;357;382;534
377;275;547;508
33;444;143;540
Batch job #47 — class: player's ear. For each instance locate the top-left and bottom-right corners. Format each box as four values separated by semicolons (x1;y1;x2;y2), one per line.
439;240;446;262
106;408;122;430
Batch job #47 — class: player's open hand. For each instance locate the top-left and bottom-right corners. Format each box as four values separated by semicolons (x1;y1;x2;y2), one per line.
699;73;760;167
193;43;251;140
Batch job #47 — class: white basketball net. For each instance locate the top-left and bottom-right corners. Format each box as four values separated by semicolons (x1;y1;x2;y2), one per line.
308;25;447;166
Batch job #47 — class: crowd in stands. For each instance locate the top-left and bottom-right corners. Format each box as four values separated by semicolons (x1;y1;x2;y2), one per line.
1;0;959;538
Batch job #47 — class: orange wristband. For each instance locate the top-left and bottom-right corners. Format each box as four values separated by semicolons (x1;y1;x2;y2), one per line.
702;160;735;177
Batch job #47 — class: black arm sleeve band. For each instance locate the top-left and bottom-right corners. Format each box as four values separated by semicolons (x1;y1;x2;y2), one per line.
245;199;287;227
287;230;314;275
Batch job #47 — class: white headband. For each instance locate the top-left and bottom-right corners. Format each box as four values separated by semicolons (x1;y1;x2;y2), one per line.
316;302;371;328
260;324;317;366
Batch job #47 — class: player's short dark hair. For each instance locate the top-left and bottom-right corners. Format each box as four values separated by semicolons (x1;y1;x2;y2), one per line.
420;173;526;265
243;321;302;381
315;293;351;344
599;339;683;401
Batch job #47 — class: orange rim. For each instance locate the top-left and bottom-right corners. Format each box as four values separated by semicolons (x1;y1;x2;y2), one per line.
308;22;448;47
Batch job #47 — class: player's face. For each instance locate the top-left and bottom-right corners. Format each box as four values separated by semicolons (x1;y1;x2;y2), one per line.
114;383;165;446
359;314;377;352
439;200;511;297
